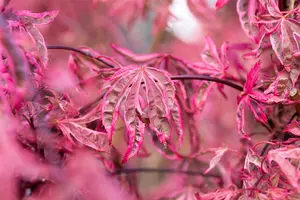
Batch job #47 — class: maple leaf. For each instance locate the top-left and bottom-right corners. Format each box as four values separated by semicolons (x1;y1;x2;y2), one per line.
283;120;300;136
8;10;59;65
191;37;238;110
261;69;300;104
251;2;300;71
102;65;183;162
236;61;268;139
205;147;229;174
237;0;263;43
268;147;300;192
56;120;110;152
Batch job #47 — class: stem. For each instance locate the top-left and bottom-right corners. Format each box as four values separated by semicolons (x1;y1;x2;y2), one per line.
46;45;115;68
171;75;244;92
47;45;243;92
112;167;219;178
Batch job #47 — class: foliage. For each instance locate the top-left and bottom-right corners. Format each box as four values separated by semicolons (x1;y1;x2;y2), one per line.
0;0;299;199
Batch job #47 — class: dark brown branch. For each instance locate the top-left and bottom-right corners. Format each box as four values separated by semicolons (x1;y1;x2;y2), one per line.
46;45;115;68
112;167;219;178
171;75;244;92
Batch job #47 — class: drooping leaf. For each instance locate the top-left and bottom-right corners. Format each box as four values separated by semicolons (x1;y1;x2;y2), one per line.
246;97;268;124
237;0;261;42
14;10;59;65
205;147;228;174
236;61;268;139
268;147;300;192
283;120;300;136
193;81;215;110
57;120;110;152
102;65;183;162
122;74;144;163
15;10;59;25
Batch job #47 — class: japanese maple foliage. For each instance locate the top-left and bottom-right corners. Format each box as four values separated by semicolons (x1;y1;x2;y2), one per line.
0;0;300;199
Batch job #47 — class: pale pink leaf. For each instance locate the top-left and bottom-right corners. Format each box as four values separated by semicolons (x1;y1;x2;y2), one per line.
237;0;261;42
57;120;110;152
236;100;250;139
15;10;59;64
102;69;138;141
170;99;184;145
268;148;300;192
122;74;144;163
247;98;268;124
283;120;300;136
193;81;215;110
16;10;59;25
25;25;48;64
143;69;171;143
205;147;228;174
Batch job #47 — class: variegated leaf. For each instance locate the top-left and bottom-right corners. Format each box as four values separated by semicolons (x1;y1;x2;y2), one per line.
57;120;110;152
102;65;183;162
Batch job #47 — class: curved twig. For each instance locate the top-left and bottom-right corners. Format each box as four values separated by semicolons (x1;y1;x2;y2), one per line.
46;45;115;68
171;75;243;92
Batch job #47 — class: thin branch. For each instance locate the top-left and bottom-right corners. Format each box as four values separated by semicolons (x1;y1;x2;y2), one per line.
171;75;244;92
47;45;243;92
112;167;219;178
46;45;115;68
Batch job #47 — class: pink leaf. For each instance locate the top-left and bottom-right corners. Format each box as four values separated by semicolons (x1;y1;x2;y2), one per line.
170;99;184;145
244;61;261;93
268;147;300;192
57;120;110;152
237;0;261;42
205;147;229;174
15;10;59;65
236;99;250;139
283;120;300;136
247;98;268;124
102;65;183;161
15;10;59;25
193;81;215;110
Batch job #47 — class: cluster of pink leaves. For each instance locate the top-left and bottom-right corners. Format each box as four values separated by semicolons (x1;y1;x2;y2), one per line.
0;0;300;199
